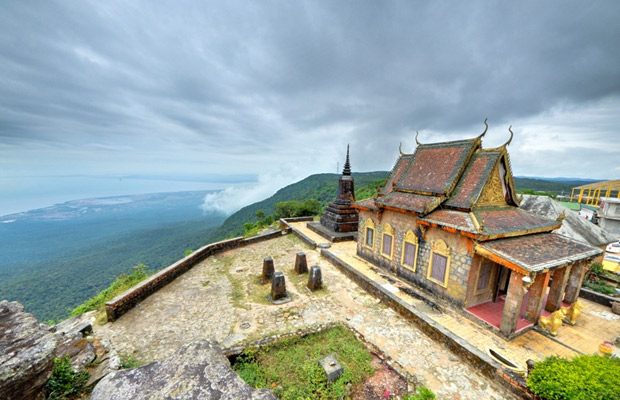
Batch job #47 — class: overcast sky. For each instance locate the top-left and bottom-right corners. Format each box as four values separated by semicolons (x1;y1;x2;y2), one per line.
1;1;619;214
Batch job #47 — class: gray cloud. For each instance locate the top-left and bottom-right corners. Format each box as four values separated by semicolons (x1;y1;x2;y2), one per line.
1;0;619;188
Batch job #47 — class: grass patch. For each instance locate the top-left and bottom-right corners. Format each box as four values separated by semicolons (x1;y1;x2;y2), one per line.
71;264;151;318
120;356;143;369
233;325;374;400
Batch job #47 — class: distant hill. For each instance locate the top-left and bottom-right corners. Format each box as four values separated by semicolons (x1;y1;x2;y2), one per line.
512;177;594;196
0;191;225;321
209;171;388;241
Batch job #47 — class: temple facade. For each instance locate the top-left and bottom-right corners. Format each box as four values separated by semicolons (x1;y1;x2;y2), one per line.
353;123;602;338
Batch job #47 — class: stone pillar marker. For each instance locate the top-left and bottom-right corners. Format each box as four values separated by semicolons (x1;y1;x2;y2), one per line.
563;262;586;304
525;271;550;323
545;265;571;312
295;252;308;274
307;265;323;291
500;271;526;337
261;257;274;284
270;271;287;301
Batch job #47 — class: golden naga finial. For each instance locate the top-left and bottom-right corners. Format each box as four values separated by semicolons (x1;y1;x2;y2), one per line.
505;125;514;147
556;209;566;223
477;118;488;139
415;131;422;146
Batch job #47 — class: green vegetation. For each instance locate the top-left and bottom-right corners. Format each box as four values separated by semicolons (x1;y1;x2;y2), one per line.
355;178;387;201
583;262;618;296
274;199;322;219
45;356;90;400
527;355;620;400
71;264;150;316
0;216;223;322
517;188;558;199
243;210;276;237
233;325;374;399
403;386;436;400
120;356;143;369
210;171;388;241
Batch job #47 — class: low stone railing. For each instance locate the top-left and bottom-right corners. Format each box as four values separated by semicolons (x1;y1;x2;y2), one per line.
105;229;285;321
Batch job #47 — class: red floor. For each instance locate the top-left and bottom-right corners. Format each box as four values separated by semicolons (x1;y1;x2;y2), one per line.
466;294;532;332
466;292;571;333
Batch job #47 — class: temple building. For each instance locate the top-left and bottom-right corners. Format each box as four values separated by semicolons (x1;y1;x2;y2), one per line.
353;122;603;338
308;145;359;241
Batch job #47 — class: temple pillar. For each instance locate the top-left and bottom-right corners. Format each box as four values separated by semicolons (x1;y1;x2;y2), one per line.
545;265;571;312
500;271;526;337
564;262;587;304
524;271;550;323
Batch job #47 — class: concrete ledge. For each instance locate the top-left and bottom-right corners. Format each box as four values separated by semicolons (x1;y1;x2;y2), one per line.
321;249;534;399
280;218;318;249
579;287;618;307
307;221;357;242
106;230;286;322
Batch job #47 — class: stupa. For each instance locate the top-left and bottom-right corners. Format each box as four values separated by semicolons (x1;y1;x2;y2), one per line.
307;145;359;242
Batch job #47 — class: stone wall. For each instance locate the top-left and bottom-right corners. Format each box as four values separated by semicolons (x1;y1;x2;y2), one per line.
106;230;285;321
356;211;475;307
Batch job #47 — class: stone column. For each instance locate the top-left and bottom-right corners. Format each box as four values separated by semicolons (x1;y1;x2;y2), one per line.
271;271;287;301
261;257;274;284
307;265;323;291
524;271;550;323
563;262;587;304
500;271;526;337
295;252;308;274
545;265;571;312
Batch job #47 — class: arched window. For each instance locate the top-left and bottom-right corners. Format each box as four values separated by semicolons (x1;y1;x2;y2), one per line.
427;239;451;287
381;223;395;259
364;218;375;250
401;230;418;271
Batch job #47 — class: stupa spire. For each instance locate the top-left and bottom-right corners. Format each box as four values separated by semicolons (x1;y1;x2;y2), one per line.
342;144;351;176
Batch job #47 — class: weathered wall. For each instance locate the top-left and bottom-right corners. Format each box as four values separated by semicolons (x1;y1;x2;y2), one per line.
356;210;475;307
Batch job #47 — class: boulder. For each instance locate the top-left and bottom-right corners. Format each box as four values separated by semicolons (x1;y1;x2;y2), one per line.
612;301;620;315
0;301;59;400
91;340;276;400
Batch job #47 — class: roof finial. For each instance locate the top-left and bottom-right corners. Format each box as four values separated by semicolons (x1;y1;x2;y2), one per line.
399;142;405;156
505;125;514;147
342;144;351;176
478;118;488;139
415;131;422;146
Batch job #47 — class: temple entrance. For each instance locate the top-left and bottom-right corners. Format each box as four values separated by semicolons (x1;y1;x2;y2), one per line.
466;263;533;333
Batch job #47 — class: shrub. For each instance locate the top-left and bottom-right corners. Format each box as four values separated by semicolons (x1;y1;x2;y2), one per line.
527;355;620;400
71;264;150;316
403;386;436;400
45;356;90;399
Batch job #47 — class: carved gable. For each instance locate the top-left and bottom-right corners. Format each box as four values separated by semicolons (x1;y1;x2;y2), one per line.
476;164;508;207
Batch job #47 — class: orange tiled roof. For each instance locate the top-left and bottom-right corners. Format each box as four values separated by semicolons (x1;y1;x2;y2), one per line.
420;209;477;234
394;139;478;196
476;233;602;272
445;151;501;210
375;191;441;214
474;207;560;238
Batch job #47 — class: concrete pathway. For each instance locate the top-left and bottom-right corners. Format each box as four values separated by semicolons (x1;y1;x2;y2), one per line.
96;234;519;399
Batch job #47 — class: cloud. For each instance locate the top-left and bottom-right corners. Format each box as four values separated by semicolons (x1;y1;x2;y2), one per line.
201;164;309;215
1;0;619;198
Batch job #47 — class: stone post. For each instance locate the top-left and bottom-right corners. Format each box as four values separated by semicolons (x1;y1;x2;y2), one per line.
271;271;287;301
563;262;587;304
261;257;274;284
500;271;526;337
524;271;550;323
307;265;323;291
545;265;571;312
295;252;308;274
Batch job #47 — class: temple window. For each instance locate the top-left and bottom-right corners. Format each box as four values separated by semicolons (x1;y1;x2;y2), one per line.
364;218;375;249
401;230;418;271
475;260;493;294
381;223;395;259
427;239;451;287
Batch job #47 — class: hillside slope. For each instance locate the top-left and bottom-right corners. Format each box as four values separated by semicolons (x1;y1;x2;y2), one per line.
209;171;387;240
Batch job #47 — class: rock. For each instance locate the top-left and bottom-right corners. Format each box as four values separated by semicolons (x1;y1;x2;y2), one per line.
0;300;59;400
612;301;620;315
318;354;343;382
86;340;121;387
55;332;96;371
91;340;276;400
221;333;246;349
